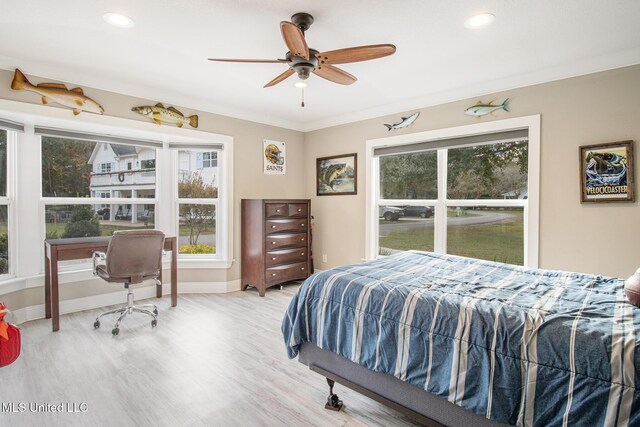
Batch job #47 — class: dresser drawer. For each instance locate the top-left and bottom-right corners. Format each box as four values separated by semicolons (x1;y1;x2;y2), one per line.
265;203;288;218
288;203;308;217
265;219;308;234
266;247;308;267
266;233;307;249
266;262;309;285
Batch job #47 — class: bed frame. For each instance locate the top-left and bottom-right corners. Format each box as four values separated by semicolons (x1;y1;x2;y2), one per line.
299;343;507;427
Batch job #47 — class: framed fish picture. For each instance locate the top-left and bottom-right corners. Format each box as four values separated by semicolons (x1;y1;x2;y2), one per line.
580;140;635;203
316;153;357;196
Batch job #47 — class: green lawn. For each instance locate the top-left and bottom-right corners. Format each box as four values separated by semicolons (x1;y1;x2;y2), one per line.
379;209;524;265
46;222;216;240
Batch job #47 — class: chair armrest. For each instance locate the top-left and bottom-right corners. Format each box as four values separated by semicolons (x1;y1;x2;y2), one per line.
92;251;107;276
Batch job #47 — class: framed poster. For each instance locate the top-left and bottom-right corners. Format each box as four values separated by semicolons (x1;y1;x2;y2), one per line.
316;153;357;196
580;140;634;203
263;140;286;175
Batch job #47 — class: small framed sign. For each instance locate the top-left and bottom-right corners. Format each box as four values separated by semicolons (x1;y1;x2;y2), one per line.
316;153;357;196
580;140;634;203
263;139;286;175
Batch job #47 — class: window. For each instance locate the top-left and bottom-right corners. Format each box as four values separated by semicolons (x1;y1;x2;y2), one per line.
176;149;219;255
141;159;155;169
369;117;539;267
0;104;232;288
0;130;9;275
196;151;217;169
41;135;158;240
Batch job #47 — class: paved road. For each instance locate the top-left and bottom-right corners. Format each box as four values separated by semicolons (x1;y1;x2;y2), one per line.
179;233;215;246
379;210;516;237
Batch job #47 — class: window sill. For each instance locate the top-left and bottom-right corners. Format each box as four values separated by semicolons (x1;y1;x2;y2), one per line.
0;275;22;294
0;259;235;295
178;258;234;269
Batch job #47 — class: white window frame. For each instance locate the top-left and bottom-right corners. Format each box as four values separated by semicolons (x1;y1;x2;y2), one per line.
99;162;112;173
40;134;160;272
0;98;233;294
203;151;217;168
0;129;16;279
366;115;540;268
171;146;225;265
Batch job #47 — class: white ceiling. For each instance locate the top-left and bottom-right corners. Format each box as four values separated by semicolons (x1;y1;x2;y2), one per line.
0;0;638;131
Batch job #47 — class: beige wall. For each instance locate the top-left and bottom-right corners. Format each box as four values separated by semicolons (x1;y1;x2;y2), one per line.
0;68;306;309
305;65;640;278
2;64;639;313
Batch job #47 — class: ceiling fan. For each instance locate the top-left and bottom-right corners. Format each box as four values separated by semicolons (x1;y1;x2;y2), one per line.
208;12;396;88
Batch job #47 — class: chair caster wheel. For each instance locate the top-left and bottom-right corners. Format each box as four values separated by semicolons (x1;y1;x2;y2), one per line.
153;309;158;316
151;319;157;327
94;320;100;329
112;327;119;336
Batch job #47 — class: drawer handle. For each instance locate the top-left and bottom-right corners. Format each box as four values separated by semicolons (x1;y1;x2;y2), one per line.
298;208;302;212
301;252;304;256
272;273;277;276
272;257;276;260
271;242;276;245
276;209;281;212
301;267;305;271
301;238;305;241
300;224;305;227
271;225;277;228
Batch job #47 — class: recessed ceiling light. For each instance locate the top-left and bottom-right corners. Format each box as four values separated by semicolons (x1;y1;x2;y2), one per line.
294;81;308;89
464;13;495;29
103;13;135;28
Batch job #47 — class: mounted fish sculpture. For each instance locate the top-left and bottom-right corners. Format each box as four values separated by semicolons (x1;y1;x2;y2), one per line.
383;112;420;131
132;103;198;128
464;98;509;117
10;68;104;115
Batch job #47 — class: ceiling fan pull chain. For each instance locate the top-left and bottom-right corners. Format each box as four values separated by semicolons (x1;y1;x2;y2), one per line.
301;88;305;107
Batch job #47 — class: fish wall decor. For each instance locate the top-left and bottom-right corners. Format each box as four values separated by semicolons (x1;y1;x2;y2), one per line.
383;112;420;131
10;69;103;115
464;98;509;117
132;104;198;128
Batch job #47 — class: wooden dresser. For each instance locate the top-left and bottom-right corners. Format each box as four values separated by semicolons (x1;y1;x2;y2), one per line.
241;199;311;296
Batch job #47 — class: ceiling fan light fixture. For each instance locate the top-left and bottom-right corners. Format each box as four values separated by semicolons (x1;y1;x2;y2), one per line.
464;13;495;29
103;12;135;28
294;81;308;88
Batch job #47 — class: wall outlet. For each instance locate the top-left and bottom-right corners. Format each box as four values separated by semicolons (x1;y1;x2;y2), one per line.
322;254;327;263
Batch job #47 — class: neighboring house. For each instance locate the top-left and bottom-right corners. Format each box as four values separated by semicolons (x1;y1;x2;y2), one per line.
88;143;217;223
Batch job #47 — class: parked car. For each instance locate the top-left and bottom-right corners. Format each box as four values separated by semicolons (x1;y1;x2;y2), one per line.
379;206;404;221
402;205;433;218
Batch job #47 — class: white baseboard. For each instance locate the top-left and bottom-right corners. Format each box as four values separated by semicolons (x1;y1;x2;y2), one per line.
10;280;241;325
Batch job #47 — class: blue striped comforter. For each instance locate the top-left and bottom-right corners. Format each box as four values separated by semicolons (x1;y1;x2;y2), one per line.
282;251;640;426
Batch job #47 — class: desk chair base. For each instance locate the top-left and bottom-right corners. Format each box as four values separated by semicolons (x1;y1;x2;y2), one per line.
93;284;158;336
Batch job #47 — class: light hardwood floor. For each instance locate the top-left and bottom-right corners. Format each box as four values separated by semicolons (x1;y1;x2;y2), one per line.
1;285;417;427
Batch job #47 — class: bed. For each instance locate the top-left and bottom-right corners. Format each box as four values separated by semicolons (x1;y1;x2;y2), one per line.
282;251;640;426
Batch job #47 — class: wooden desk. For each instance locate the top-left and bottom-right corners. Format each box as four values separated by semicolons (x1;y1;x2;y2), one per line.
44;236;177;332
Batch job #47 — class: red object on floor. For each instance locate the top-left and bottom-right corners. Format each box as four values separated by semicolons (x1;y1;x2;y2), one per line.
0;301;21;367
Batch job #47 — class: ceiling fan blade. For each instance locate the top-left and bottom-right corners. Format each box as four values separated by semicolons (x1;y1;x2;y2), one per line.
280;21;309;60
313;64;357;85
264;68;295;88
316;44;396;65
208;58;287;63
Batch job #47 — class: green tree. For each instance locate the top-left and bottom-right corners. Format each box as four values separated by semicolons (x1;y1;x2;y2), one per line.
0;232;7;274
41;137;95;197
62;205;101;238
178;173;216;246
380;151;438;199
448;141;528;198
